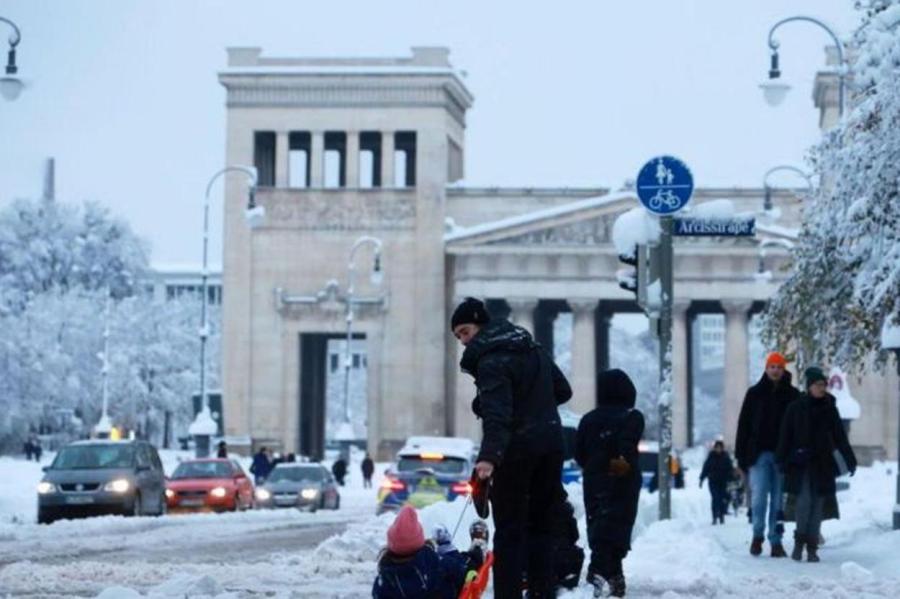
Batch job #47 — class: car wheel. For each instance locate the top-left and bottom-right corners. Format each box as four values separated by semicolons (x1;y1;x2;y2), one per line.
156;493;167;516
37;508;55;525
333;495;340;510
131;492;143;517
232;494;240;512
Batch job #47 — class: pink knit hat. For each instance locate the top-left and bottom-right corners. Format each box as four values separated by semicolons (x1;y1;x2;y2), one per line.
387;505;425;556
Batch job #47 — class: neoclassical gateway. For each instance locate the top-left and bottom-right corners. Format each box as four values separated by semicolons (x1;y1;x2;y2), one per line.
218;47;897;461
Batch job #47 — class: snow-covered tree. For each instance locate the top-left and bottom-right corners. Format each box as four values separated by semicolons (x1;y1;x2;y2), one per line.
763;1;900;371
0;198;149;314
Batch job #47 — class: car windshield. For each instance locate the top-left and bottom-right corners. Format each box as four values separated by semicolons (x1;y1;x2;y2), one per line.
52;445;135;470
268;467;324;483
398;456;466;475
172;461;233;479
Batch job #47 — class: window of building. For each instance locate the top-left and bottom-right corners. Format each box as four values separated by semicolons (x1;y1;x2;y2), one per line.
394;131;417;187
324;131;347;188
289;131;311;188
253;131;276;187
330;354;339;373
352;354;361;369
359;131;382;188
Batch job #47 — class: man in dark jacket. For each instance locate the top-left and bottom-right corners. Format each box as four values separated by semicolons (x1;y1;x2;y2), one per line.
734;351;800;557
776;367;856;562
361;453;375;488
700;440;734;524
332;457;348;486
249;446;272;484
575;369;644;598
452;297;571;599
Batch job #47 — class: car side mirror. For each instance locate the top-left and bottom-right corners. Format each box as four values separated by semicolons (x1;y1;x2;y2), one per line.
42;466;50;472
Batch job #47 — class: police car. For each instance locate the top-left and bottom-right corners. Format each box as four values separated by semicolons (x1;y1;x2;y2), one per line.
376;436;476;515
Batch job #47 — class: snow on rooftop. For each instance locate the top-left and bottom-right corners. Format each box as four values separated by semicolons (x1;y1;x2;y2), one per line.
444;190;635;243
398;436;475;458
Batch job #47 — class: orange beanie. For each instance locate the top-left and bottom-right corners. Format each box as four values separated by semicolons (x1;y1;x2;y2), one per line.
766;352;787;368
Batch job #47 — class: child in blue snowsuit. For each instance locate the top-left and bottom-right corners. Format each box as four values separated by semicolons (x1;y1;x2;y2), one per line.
372;505;442;598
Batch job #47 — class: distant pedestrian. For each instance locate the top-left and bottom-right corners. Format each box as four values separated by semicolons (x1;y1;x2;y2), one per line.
285;453;296;463
250;446;272;484
575;369;645;598
362;453;375;489
31;435;42;462
776;367;857;563
332;457;348;486
700;440;734;524
23;438;34;461
735;351;800;558
216;440;228;459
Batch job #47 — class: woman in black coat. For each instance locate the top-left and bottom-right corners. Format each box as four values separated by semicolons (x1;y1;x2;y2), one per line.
776;367;856;563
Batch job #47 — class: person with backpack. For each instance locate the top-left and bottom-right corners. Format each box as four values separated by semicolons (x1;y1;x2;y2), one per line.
575;369;644;598
700;440;735;524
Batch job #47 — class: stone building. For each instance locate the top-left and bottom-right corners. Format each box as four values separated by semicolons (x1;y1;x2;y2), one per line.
217;46;898;461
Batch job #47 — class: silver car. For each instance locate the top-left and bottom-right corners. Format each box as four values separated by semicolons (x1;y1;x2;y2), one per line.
254;463;340;512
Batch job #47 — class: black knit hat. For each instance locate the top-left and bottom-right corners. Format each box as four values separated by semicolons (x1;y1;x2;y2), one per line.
804;366;827;388
450;297;491;331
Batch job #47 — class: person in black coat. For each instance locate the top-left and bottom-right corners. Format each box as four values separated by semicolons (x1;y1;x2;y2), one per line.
249;447;272;484
332;457;348;486
216;440;228;459
734;352;800;557
362;453;375;489
700;440;734;524
452;297;572;599
776;367;856;563
575;369;644;599
547;493;584;591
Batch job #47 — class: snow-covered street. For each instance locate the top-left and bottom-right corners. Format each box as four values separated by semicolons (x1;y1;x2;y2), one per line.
2;451;898;597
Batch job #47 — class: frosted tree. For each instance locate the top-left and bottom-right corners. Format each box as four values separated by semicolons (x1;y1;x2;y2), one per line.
763;0;900;371
0;198;148;314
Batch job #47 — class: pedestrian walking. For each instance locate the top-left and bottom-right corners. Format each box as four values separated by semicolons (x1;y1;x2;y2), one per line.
776;367;857;563
362;452;375;489
452;297;572;599
249;446;272;484
332;456;348;486
216;440;228;459
575;369;644;598
700;440;734;524
735;351;800;557
23;437;34;461
31;435;42;462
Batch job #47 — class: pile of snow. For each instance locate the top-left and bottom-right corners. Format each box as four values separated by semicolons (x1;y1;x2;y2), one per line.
612;207;661;256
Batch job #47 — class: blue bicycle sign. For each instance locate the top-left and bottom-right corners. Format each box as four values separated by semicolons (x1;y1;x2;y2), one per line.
636;156;694;215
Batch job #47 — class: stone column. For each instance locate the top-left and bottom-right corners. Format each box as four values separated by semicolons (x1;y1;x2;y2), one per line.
310;131;325;188
275;131;289;188
723;300;753;448
507;298;539;336
672;300;691;449
345;131;359;189
381;131;395;188
570;299;598;414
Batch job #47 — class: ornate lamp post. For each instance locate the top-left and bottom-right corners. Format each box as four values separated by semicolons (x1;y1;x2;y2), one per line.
0;16;23;101
334;236;383;457
762;165;814;212
760;16;847;117
189;166;260;458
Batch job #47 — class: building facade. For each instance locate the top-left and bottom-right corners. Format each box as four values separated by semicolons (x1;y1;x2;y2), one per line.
217;47;898;461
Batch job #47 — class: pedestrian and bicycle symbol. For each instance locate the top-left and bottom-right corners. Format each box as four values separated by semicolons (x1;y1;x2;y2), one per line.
636;156;694;215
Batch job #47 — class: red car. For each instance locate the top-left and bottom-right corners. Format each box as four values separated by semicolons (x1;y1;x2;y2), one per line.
165;459;254;513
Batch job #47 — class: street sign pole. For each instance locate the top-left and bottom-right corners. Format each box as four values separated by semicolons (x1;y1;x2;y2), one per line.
657;216;674;520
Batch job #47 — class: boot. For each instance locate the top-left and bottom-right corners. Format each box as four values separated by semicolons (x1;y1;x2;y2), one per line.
607;574;626;598
771;542;787;558
791;533;805;561
588;572;607;598
750;537;764;556
806;539;820;563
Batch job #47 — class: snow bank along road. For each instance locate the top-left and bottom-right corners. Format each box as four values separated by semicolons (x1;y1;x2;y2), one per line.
2;452;900;597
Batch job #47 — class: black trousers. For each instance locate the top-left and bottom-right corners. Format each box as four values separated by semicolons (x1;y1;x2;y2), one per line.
709;481;728;520
491;449;563;599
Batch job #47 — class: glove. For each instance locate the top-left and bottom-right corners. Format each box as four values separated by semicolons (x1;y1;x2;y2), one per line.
608;456;631;477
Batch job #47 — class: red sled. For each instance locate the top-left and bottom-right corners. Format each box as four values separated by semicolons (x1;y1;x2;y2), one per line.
458;551;494;599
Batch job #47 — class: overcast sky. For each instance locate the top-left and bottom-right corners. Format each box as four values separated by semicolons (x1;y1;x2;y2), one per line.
0;1;859;265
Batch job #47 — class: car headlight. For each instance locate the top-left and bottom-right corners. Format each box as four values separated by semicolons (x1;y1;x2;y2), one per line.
103;479;130;494
165;489;175;499
210;487;227;498
255;488;271;501
37;481;57;495
300;488;319;500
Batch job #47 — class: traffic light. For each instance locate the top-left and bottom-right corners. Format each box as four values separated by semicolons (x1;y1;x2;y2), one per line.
617;245;640;296
617;244;659;314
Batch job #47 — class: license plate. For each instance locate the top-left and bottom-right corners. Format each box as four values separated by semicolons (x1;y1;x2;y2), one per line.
275;497;296;506
179;498;204;507
65;495;94;505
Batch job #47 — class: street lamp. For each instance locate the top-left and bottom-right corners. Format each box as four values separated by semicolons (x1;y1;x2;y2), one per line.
94;290;113;439
761;16;846;117
762;165;814;212
188;165;259;458
0;16;23;101
881;317;900;530
335;236;384;453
